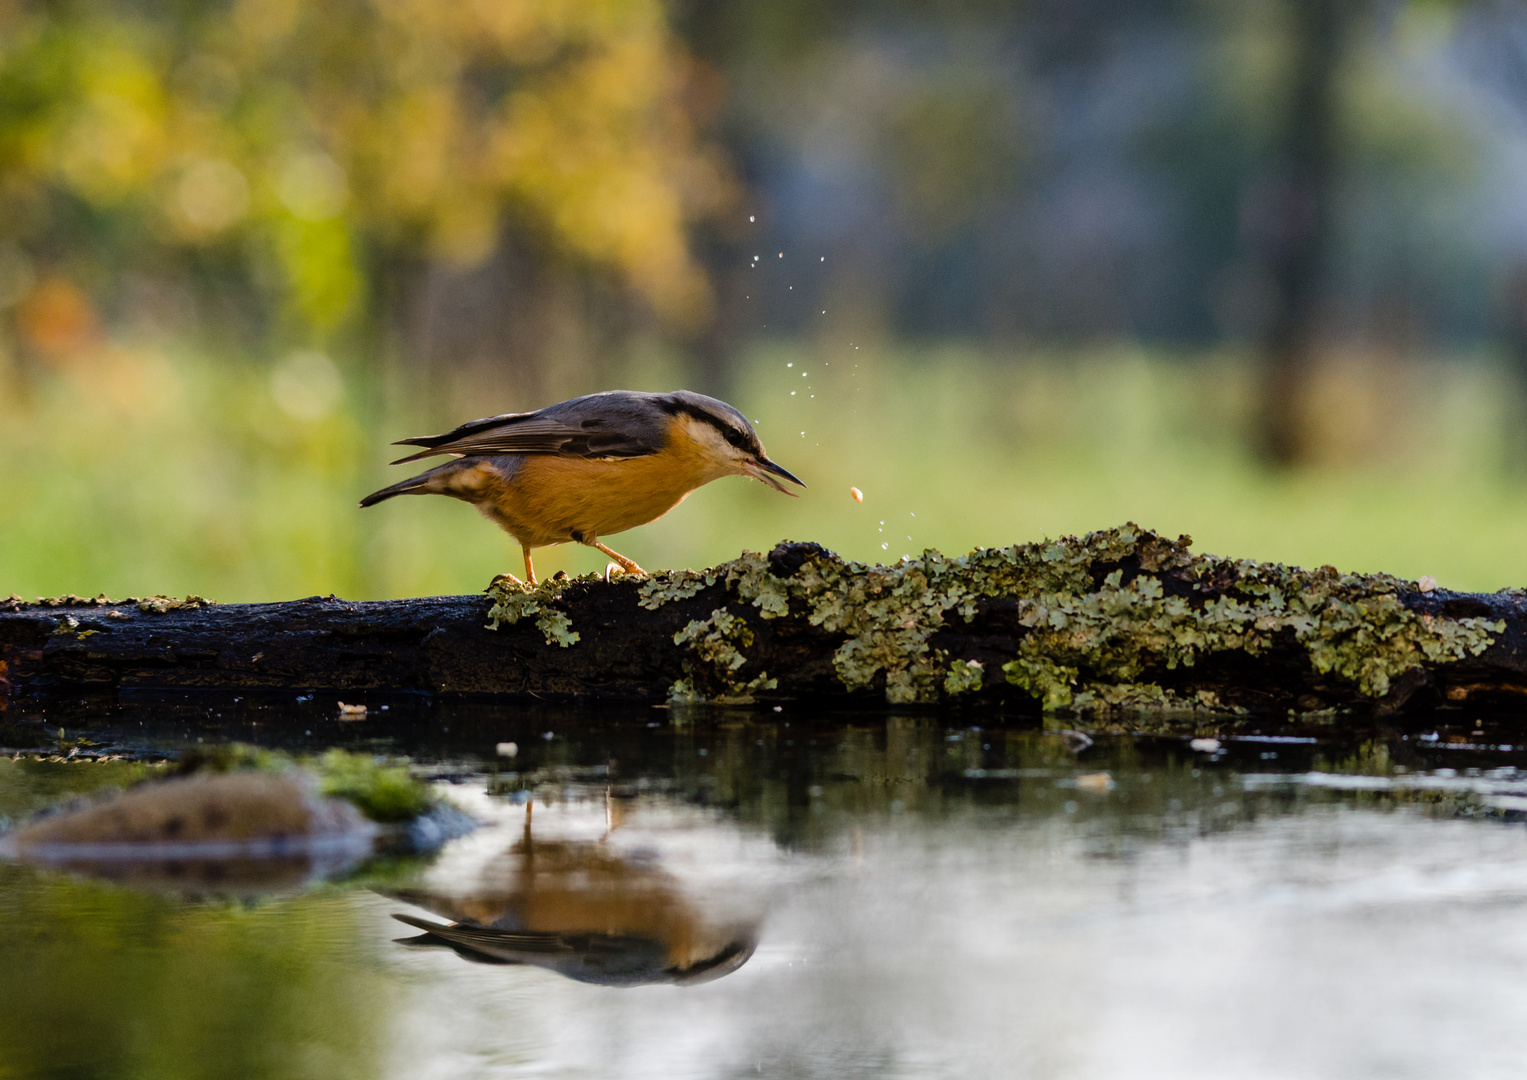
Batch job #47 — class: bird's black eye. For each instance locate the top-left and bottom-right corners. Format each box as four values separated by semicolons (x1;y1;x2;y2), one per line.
724;428;748;450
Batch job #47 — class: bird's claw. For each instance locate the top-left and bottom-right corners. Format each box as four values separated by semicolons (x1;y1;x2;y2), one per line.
603;561;648;583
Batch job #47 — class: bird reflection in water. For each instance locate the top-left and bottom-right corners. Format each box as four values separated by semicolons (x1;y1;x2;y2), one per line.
388;801;761;987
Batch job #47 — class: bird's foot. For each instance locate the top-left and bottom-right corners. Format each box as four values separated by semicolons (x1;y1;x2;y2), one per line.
590;541;645;577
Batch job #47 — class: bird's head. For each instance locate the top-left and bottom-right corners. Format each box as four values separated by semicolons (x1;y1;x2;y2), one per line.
663;391;806;495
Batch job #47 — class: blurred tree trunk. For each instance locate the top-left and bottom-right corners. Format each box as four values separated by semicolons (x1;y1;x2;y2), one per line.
1255;0;1363;466
390;233;640;420
1502;264;1527;471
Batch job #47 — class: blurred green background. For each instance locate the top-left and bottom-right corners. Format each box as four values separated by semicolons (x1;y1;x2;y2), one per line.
4;0;1527;600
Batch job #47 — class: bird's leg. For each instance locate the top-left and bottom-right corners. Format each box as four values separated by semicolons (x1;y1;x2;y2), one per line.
588;539;645;576
488;545;537;591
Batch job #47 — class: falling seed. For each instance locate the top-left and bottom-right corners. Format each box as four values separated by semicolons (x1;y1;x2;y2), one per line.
851;487;864;502
778;252;783;258
791;391;796;395
820;256;824;261
496;741;519;758
749;215;755;222
787;362;792;367
881;542;888;550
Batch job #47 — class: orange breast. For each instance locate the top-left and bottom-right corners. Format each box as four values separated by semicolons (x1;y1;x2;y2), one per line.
477;419;726;548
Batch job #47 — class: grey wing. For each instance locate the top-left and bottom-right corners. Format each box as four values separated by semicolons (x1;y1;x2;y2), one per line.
391;914;577;956
388;391;670;465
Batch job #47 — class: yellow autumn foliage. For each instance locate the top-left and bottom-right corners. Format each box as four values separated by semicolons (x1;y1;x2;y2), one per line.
0;0;732;333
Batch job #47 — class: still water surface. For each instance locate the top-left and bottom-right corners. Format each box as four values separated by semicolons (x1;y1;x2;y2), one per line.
3;704;1527;1079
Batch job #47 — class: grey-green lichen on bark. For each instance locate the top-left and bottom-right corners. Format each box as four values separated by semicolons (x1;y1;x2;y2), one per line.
989;529;1503;710
485;574;587;647
669;608;777;703
944;659;985;696
3;593;212;613
638;569;716;609
639;525;1504;711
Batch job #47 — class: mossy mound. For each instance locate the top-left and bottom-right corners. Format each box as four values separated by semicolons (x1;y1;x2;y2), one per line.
170;744;438;823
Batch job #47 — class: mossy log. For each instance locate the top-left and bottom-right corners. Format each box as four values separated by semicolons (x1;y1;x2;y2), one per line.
2;526;1525;719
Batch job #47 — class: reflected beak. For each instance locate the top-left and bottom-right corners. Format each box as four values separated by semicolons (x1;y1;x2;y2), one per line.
747;456;806;496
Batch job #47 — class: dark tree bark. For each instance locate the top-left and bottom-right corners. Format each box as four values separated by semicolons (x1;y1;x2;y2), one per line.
4;532;1526;721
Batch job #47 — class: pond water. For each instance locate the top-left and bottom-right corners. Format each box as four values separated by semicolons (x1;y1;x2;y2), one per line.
3;701;1527;1079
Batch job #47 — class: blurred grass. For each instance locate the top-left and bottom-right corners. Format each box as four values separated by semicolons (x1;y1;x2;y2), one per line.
3;340;1526;600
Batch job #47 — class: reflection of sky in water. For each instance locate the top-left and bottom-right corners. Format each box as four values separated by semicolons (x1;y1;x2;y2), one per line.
7;726;1527;1079
377;798;1527;1080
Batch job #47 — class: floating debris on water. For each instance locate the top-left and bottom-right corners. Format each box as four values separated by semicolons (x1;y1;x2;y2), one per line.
337;702;367;719
496;742;518;758
1190;738;1222;753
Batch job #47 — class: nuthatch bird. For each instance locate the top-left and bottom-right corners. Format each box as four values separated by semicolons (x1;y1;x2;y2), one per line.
359;390;805;584
387;825;760;986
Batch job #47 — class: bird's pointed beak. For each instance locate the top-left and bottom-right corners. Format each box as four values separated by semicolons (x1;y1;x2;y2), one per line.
748;456;806;496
